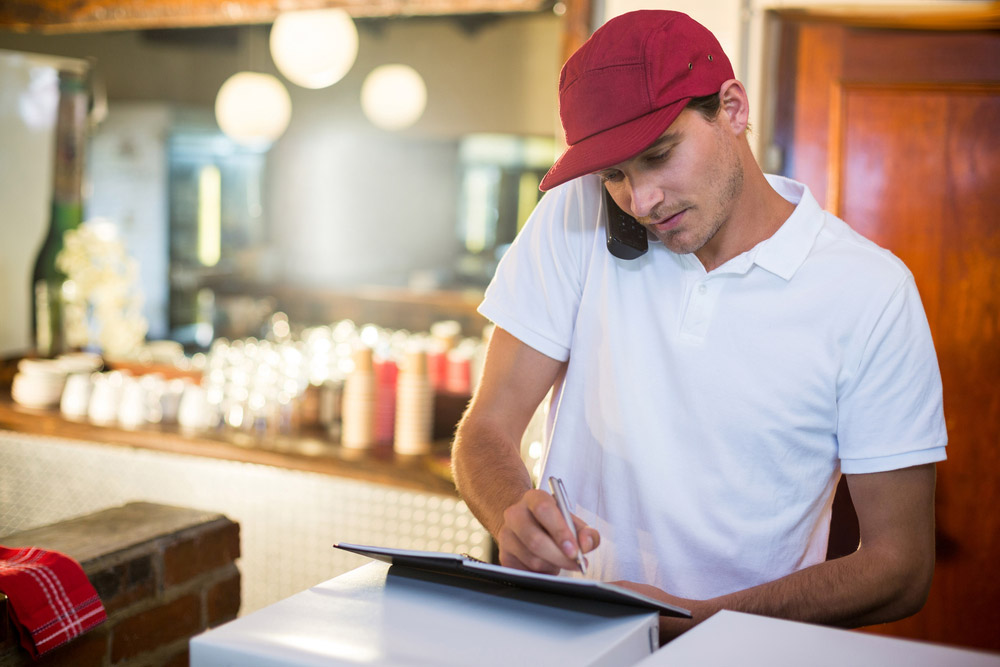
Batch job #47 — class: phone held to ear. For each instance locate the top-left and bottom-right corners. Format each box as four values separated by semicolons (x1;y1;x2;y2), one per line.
604;188;648;260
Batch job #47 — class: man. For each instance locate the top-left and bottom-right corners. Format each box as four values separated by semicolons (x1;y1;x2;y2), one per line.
451;10;946;641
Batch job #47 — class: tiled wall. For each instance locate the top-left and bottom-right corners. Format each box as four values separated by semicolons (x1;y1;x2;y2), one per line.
0;430;491;615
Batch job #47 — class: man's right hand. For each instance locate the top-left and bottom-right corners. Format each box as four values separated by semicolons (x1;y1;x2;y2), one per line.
452;328;598;574
496;488;600;574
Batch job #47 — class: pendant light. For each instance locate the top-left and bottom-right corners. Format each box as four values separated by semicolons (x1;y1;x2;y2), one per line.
215;71;291;147
360;64;427;131
215;27;292;148
269;8;359;90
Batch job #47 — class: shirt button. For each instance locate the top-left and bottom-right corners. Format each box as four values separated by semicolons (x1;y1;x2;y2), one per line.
697;284;708;295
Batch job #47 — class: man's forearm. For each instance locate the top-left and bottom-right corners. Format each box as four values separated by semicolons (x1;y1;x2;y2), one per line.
646;465;938;643
450;327;564;540
451;410;534;538
651;541;932;642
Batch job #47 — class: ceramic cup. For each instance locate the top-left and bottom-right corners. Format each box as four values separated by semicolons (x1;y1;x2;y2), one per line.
59;372;93;420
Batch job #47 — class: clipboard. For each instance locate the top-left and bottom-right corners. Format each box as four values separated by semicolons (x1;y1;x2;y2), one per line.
334;542;691;618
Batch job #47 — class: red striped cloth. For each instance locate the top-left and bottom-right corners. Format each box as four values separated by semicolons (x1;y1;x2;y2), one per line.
0;545;107;658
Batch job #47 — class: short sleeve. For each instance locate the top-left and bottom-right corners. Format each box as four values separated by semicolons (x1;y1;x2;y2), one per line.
837;274;948;473
478;178;596;362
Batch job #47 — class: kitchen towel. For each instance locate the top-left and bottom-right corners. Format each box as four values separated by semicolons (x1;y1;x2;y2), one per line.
0;545;107;658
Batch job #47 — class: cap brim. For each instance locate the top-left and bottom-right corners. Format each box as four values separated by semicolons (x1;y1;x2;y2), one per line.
540;98;689;192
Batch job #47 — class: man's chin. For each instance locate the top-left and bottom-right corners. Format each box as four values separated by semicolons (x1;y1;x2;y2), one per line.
656;232;700;256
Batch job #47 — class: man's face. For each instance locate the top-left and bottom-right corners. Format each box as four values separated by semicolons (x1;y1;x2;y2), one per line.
597;107;744;258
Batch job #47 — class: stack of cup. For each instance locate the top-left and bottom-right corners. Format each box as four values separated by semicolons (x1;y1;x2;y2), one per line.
393;346;434;456
57;352;103;376
11;359;70;409
427;320;461;391
318;378;344;439
341;346;377;450
444;342;475;395
373;356;398;445
425;338;449;392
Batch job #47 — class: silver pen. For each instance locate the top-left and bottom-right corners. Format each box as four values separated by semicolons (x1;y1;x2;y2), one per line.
547;476;587;574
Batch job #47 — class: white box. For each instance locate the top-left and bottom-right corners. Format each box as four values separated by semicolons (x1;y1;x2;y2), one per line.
191;561;660;666
640;610;1000;667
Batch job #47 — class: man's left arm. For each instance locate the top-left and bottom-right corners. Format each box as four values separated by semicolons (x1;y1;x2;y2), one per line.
618;463;937;643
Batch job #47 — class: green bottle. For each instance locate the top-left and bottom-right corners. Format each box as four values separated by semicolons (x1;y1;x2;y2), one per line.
30;67;88;358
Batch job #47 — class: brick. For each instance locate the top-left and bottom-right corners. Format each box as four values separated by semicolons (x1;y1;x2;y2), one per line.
161;646;190;667
206;569;241;627
163;521;240;588
110;594;200;663
34;626;108;667
0;625;108;667
89;567;122;602
2;503;230;567
89;554;156;615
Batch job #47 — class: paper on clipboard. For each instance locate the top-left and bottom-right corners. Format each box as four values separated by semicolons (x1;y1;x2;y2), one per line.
334;542;691;618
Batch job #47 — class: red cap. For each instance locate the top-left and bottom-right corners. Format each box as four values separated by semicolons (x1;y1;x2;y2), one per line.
540;11;734;191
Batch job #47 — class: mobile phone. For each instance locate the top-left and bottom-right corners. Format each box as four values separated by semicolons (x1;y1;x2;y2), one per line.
604;188;648;260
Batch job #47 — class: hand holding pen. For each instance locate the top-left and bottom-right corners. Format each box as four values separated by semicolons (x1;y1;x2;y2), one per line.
492;478;599;574
548;476;588;574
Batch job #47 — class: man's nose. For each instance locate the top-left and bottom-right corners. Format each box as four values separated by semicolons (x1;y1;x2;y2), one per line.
626;175;662;219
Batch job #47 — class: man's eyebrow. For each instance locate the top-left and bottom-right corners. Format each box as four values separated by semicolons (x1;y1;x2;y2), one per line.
640;132;681;156
594;131;682;176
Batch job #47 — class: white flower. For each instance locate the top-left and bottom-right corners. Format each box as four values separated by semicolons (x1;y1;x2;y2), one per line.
56;218;148;358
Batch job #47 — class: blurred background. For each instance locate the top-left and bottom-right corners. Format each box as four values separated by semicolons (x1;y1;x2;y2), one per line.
0;0;997;655
0;5;566;350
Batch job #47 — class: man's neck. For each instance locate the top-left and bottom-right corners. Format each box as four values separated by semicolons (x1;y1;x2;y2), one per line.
695;168;796;273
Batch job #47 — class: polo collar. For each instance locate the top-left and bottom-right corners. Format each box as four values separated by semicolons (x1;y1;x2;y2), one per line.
650;176;824;279
751;175;825;281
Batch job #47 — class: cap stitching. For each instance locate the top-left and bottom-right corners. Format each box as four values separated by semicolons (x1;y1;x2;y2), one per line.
561;62;648;94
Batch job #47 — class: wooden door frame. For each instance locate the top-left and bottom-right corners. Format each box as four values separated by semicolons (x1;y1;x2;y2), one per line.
771;3;1000;31
756;2;1000;180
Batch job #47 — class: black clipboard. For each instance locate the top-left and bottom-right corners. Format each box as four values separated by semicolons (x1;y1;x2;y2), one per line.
334;542;691;618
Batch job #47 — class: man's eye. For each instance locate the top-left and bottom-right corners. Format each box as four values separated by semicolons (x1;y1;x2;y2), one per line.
648;150;671;163
599;171;623;183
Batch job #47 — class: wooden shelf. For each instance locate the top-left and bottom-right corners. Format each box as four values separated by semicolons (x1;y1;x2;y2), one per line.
0;0;556;34
0;397;459;497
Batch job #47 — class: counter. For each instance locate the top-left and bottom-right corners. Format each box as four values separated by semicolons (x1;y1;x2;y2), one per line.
0;394;458;497
0;385;491;616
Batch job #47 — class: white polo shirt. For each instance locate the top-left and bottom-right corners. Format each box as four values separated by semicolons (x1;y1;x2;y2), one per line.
478;174;946;599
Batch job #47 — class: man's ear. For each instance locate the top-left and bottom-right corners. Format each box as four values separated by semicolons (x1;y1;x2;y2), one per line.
718;79;750;134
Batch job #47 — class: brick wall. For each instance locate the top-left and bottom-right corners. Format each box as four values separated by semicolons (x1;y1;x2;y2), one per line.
0;502;240;666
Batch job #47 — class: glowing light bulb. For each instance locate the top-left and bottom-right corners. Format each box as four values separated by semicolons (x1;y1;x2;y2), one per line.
214;72;291;147
270;9;359;89
361;64;427;131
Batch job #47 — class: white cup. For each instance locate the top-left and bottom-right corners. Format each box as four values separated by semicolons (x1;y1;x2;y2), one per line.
88;371;124;425
60;372;93;420
117;375;147;429
178;382;212;431
159;378;187;424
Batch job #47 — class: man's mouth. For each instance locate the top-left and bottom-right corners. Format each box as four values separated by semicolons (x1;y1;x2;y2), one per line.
647;209;686;232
